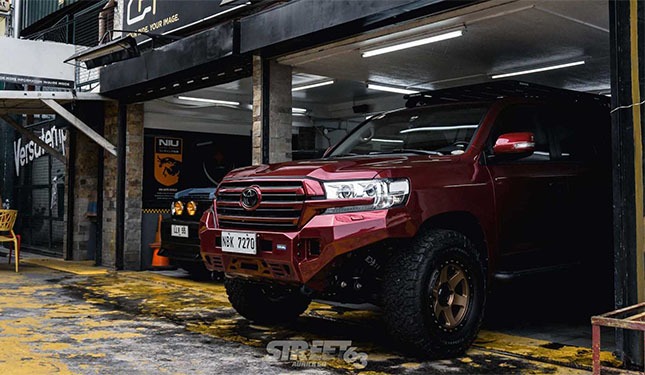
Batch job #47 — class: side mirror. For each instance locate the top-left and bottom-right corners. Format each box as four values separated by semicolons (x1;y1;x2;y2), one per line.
493;132;535;155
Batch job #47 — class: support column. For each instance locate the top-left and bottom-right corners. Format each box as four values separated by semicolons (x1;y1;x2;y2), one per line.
252;55;293;165
63;101;104;261
102;102;144;270
609;0;644;367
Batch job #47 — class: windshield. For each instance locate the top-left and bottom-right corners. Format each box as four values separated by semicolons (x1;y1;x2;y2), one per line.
329;104;490;157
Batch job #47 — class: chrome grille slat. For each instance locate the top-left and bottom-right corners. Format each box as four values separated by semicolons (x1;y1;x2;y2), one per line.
216;180;305;231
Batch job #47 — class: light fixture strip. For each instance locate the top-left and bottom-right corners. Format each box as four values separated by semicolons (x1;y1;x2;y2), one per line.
292;79;335;92
367;83;419;95
292;107;308;114
362;29;463;58
491;61;586;79
177;96;240;106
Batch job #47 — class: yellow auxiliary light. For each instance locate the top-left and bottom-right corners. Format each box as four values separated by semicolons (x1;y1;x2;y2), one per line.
186;201;197;216
172;201;184;216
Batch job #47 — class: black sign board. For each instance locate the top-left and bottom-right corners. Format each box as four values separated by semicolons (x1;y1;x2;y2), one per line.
0;73;74;89
122;0;246;43
143;129;251;209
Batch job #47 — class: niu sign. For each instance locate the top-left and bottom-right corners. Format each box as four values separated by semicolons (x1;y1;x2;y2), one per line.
154;137;183;187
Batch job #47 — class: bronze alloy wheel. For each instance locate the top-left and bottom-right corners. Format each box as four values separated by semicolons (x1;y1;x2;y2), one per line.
432;262;470;329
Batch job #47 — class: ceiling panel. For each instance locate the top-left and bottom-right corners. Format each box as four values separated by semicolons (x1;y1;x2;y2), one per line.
155;0;611;123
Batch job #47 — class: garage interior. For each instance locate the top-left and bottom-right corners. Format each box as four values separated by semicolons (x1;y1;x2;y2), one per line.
137;0;619;357
135;0;621;360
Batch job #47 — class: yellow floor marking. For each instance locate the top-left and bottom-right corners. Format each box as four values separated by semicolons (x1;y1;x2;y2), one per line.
21;258;109;275
475;330;621;370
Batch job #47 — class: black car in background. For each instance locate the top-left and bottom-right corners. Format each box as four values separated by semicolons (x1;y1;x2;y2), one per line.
160;187;218;280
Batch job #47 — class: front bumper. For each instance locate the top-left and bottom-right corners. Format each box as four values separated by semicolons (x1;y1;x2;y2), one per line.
199;208;413;286
160;219;202;262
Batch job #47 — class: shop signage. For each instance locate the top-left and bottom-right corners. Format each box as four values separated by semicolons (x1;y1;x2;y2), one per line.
13;125;67;177
123;0;237;42
0;73;74;89
143;129;251;209
154;136;183;187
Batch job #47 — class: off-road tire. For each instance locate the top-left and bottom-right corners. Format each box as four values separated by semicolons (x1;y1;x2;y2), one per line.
382;229;486;358
225;278;311;323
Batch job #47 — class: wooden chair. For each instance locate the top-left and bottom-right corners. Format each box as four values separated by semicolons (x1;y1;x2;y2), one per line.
0;210;20;272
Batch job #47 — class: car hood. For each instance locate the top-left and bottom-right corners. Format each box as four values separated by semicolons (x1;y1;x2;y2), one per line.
174;187;217;200
224;155;454;181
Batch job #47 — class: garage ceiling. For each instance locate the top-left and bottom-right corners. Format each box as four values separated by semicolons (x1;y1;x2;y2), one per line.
153;0;610;123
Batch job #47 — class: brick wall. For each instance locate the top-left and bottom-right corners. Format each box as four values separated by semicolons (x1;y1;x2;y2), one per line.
102;102;144;269
252;56;293;164
70;129;99;260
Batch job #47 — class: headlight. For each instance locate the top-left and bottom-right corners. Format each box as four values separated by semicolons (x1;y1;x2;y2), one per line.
186;201;197;216
171;201;184;216
323;179;409;213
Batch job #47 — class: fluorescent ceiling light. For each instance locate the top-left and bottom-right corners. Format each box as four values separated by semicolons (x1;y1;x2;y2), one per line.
292;107;308;114
292;79;335;92
400;125;478;134
372;138;404;144
177;96;240;106
362;30;463;58
367;83;419;95
491;60;585;79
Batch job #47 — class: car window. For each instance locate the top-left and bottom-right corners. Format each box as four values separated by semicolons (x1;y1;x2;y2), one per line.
541;106;602;162
489;105;551;162
329;104;490;157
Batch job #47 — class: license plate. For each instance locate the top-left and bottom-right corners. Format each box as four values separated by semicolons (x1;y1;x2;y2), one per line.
171;225;189;238
221;231;257;255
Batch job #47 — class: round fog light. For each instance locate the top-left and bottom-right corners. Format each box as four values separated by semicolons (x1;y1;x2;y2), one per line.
186;201;197;216
172;201;184;216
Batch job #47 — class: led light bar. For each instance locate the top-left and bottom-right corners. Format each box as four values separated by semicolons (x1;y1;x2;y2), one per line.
362;30;463;58
292;79;335;92
292;107;308;114
491;61;585;79
367;83;419;95
177;96;240;106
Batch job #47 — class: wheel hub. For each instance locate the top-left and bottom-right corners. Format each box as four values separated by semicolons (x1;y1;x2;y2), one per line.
437;283;452;306
431;263;470;328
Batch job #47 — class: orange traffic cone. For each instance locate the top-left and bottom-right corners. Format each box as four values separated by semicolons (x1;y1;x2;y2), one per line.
150;214;172;269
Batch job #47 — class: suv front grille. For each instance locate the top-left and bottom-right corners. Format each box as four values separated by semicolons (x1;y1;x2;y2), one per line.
216;181;304;231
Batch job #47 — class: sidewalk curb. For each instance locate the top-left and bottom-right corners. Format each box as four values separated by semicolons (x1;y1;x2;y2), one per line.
21;258;111;275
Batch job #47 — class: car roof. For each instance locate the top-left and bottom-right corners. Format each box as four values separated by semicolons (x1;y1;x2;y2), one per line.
404;80;609;109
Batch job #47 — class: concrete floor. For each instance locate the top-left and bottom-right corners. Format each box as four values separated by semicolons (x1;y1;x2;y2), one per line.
0;256;625;375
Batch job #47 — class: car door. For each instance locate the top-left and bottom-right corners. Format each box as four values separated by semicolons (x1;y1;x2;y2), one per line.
542;105;612;266
485;104;566;271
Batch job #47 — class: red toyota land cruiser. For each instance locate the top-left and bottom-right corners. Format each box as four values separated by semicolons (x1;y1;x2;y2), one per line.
199;81;611;357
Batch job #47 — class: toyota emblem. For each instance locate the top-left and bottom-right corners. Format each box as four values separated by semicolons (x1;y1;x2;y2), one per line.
240;186;261;210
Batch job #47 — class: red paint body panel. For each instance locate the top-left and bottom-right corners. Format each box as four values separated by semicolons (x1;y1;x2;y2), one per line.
199;98;609;288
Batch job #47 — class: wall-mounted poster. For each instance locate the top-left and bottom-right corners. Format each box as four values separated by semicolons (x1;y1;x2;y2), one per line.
143;129;251;209
154;136;183;187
